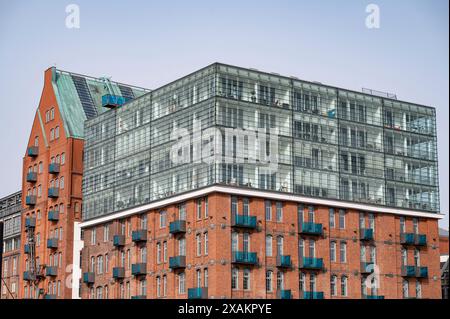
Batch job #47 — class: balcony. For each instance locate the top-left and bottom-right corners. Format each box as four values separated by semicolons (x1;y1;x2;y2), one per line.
400;233;427;246
47;238;58;249
23;271;35;281
131;295;147;299
48;163;60;174
27;146;39;157
232;251;258;265
48;210;59;222
299;257;324;270
112;267;125;279
48;187;59;198
231;214;257;229
131;230;147;243
113;235;125;247
24;244;32;254
363;294;385;299
131;263;147;276
26;172;37;183
360;228;374;241
360;262;375;274
25;217;36;228
276;255;292;268
277;289;292;299
25;196;37;206
46;266;57;277
299;222;323;236
83;272;95;284
169;220;186;234
188;287;208;299
44;294;57;299
299;291;324;299
169;256;186;269
102;94;131;108
401;266;428;278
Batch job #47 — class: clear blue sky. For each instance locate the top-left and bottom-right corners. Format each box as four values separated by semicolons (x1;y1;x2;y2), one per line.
0;0;448;228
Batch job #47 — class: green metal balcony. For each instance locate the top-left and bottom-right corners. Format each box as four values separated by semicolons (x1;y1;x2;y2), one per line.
401;266;428;278
231;214;257;229
277;289;292;299
363;294;385;299
131;230;147;242
48;210;59;222
232;251;258;265
299;222;323;236
102;94;131;108
299;257;324;270
48;187;59;198
400;233;427;246
25;196;36;206
131;295;147;299
23;271;35;281
48;163;60;174
27;146;38;157
360;262;375;274
188;287;208;299
113;235;125;247
300;291;324;299
47;238;58;249
44;294;57;299
83;272;95;284
26;172;37;183
131;263;147;276
169;256;186;269
169;220;186;234
360;228;374;241
112;267;125;279
25;217;36;228
24;244;32;254
46;266;57;277
276;255;292;268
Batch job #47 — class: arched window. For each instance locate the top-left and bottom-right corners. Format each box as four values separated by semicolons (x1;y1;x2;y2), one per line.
341;276;348;296
266;271;273;292
331;275;338;296
266;235;273;257
402;279;409;298
276;236;284;256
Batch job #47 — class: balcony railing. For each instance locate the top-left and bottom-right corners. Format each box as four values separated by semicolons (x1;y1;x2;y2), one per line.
299;291;324;299
131;263;147;276
48;163;60;174
47;238;58;249
401;266;428;278
363;294;385;299
83;272;95;284
27;146;38;157
113;235;125;247
232;251;258;265
112;267;125;279
276;255;292;268
23;271;35;281
132;230;147;243
188;287;208;299
102;94;131;108
169;256;186;269
48;187;59;198
231;214;257;229
46;266;57;277
299;257;324;270
169;220;186;234
299;222;323;236
44;294;57;299
25;217;36;228
131;295;147;299
25;196;36;206
400;233;427;246
277;289;292;299
26;172;37;183
360;228;374;241
48;210;59;222
360;262;375;274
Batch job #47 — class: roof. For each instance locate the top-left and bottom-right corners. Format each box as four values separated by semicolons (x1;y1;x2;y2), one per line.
50;67;150;138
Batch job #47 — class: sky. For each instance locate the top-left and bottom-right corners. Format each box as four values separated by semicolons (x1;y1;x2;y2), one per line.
0;0;448;228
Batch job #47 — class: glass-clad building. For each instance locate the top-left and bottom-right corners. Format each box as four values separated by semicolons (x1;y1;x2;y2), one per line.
82;63;439;220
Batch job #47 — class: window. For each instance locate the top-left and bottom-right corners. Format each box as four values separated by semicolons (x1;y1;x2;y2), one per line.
105;254;109;272
276;202;283;222
204;232;208;255
37;185;42;197
179;238;186;256
403;280;409;298
368;213;375;230
339;209;346;229
196;198;202;219
266;235;273;257
265;200;272;220
204;268;208;288
103;225;109;242
299;272;306;292
120;251;125;267
50;107;54;120
34;136;39;147
266;271;273;292
308;205;315;222
46;110;50;122
140;247;147;263
159;211;167;228
330;275;337;296
308;240;315;258
50;128;54;140
127;249;131;269
140;280;147;296
178;273;186;294
55;126;60;139
231;196;238;215
60;177;64;189
39;162;43;173
157;243;161;264
163;241;167;262
156;277;161;297
360;246;366;262
104;285;109;299
340;242;347;263
243;233;250;252
299;238;305;258
277;272;284;290
414;249;420;266
232;268;238;289
401;248;407;265
370;246;376;263
204;197;209;218
243;269;250;290
163;275;167;297
415;280;422;298
341;276;348;296
196;233;202;256
330;241;337;262
97;255;103;274
359;213;365;229
277;236;284;256
243;198;249;216
232;232;238;252
179;204;186;220
91;228;96;245
140;214;147;229
310;273;316;291
90;256;95;272
400;217;406;233
196;270;201;288
61;153;65;165
413;218;419;234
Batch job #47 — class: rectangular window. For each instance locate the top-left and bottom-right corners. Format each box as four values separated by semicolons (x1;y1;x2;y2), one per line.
329;208;335;228
339;209;346;229
265;201;272;221
340;242;347;263
196;199;202;219
204;197;209;218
